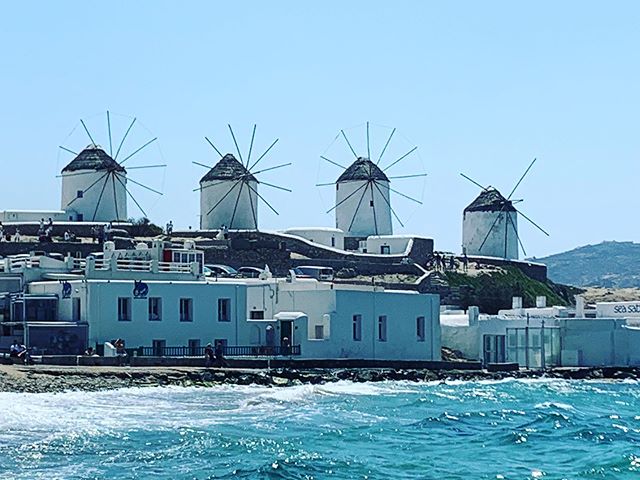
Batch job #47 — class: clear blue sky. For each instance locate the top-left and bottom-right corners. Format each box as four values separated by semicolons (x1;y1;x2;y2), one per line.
1;1;638;257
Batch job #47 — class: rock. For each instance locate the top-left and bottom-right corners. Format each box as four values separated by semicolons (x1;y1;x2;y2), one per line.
271;376;289;386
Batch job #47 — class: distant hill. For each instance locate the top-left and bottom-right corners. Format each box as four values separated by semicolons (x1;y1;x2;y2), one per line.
531;241;640;288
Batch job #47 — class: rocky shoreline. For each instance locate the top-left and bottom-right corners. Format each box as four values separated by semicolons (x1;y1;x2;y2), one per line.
1;365;639;394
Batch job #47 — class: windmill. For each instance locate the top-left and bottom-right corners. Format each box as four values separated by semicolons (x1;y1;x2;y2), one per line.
193;125;291;230
460;158;549;260
317;122;426;237
58;112;165;223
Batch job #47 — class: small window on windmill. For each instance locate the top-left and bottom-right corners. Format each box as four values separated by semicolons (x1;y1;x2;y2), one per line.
77;190;84;199
369;200;374;207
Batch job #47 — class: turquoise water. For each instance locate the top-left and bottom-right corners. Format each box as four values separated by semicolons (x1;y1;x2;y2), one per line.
1;379;639;479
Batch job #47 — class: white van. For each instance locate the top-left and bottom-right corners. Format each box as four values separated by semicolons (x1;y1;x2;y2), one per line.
295;266;334;281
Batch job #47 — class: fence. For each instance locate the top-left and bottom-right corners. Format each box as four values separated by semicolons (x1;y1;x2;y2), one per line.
136;344;301;357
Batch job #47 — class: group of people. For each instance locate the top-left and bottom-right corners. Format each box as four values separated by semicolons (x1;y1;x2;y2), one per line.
37;218;55;242
0;222;22;242
432;252;469;272
9;339;32;364
204;340;227;367
90;222;113;244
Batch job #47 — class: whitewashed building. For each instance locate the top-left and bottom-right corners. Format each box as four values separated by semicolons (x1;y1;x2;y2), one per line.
199;154;258;230
335;158;392;237
441;297;640;368
462;188;518;259
2;242;441;361
60;146;128;222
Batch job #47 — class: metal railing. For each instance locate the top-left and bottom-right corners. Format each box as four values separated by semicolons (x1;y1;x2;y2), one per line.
136;344;301;357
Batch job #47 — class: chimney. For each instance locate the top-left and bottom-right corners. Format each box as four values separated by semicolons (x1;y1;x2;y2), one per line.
536;296;547;308
512;296;523;310
468;306;480;326
575;296;585;317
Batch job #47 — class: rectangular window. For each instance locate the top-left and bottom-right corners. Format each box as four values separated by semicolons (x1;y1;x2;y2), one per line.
148;297;162;321
249;310;264;320
77;190;84;198
378;315;387;342
179;298;193;322
72;298;81;322
416;316;426;342
352;314;362;341
188;339;200;356
218;298;231;322
118;297;131;321
315;325;324;340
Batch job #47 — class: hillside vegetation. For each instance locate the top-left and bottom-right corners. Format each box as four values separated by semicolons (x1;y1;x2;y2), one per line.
445;267;574;314
531;241;640;288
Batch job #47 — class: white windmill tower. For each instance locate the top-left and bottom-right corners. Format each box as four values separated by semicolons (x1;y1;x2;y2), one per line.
58;112;164;222
194;125;291;230
460;158;549;260
317;122;425;238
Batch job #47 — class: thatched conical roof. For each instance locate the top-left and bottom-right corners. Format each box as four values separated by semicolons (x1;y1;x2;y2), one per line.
337;157;389;183
62;146;125;173
200;154;257;183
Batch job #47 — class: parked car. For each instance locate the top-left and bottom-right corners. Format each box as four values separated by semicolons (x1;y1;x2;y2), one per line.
204;264;239;277
237;266;263;278
295;266;334;281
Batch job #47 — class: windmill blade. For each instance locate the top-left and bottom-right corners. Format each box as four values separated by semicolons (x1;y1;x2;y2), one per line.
112;174;120;221
65;172;110;208
369;181;378;234
205;136;224;158
515;207;550;236
478;202;510;252
228;124;244;164
246;124;257;168
341;130;358;158
320;155;346;170
387;184;423;205
119;137;158;165
325;181;369;214
508;158;536;200
376;127;396;165
505;211;527;257
107;111;113;156
382;146;418;172
114;117;136;161
120;174;163;195
366;121;371;160
115;173;148;219
247;185;258;230
56;170;99;179
388;173;428;180
59;145;78;156
192;161;212;169
248;138;279;172
92;173;112;221
80;119;97;147
245;182;280;216
316;181;337;187
259;180;292;192
228;181;245;229
251;162;291;176
372;181;404;227
460;173;488;191
348;181;371;233
125;164;167;170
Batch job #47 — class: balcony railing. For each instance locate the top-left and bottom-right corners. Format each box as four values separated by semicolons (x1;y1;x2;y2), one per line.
136;344;301;357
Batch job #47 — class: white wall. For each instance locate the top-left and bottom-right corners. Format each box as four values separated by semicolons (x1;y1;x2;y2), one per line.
282;228;345;250
200;179;258;230
336;180;392;237
462;210;518;259
61;170;127;222
366;235;413;255
0;211;67;223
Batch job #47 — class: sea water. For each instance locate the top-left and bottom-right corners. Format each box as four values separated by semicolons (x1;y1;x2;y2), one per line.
1;379;639;479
